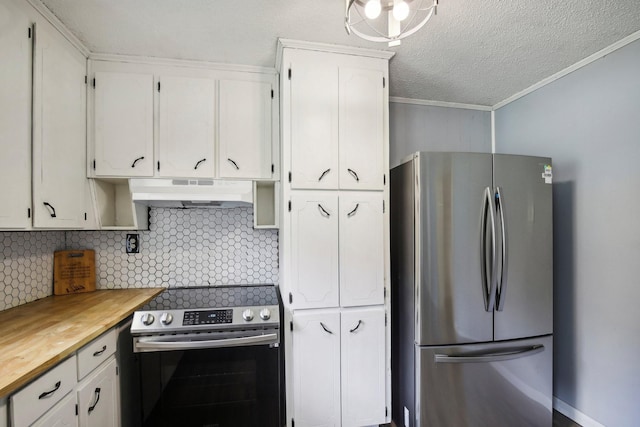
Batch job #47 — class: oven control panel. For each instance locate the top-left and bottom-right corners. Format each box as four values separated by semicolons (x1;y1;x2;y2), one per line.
183;309;233;326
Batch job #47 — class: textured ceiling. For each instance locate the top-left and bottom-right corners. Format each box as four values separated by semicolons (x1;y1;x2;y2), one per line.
40;0;640;106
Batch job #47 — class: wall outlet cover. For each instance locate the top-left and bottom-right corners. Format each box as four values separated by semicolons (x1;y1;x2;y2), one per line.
126;234;140;253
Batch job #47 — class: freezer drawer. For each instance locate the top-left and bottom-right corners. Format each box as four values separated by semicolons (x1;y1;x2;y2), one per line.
415;335;552;427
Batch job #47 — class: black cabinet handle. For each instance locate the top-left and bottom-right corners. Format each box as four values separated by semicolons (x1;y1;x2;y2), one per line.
93;345;107;357
347;203;360;217
194;158;207;170
347;168;360;182
227;158;240;170
43;202;57;218
318;168;331;181
131;156;145;168
320;322;333;335
88;387;101;413
38;381;61;399
318;204;330;218
349;320;363;333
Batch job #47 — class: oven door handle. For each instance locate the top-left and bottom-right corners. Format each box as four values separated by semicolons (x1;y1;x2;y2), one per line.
134;333;279;351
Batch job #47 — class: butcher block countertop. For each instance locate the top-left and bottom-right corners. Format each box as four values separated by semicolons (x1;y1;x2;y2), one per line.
0;288;164;398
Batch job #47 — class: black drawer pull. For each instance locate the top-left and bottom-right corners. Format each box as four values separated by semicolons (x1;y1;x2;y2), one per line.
194;158;207;169
318;204;330;218
131;156;145;168
227;158;240;170
38;381;61;399
347;203;360;217
43;202;57;218
318;168;331;181
349;320;363;333
93;345;107;357
320;322;333;335
88;387;101;413
347;168;360;182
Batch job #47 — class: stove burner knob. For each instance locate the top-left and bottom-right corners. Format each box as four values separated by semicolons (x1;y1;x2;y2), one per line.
141;313;155;326
259;308;272;321
242;309;254;321
160;313;173;325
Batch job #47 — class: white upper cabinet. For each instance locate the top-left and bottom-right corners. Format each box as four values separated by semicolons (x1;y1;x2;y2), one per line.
289;193;339;309
338;66;385;190
339;192;385;307
289;50;340;189
0;2;31;229
92;69;154;177
285;48;388;190
292;309;341;427
32;23;87;228
340;307;386;427
158;75;216;178
218;79;273;179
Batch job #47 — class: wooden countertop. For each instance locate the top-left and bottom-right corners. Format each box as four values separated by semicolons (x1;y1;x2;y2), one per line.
0;288;164;398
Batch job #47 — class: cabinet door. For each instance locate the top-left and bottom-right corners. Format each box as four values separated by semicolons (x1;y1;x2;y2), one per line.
158;75;215;178
0;397;6;427
77;358;119;427
338;66;385;190
32;24;87;228
339;193;385;307
292;310;341;427
218;79;272;179
94;71;154;176
289;50;339;189
289;193;339;309
31;393;78;427
341;307;386;427
0;3;31;229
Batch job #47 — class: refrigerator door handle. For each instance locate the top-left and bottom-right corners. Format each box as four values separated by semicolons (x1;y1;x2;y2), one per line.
434;344;544;364
480;187;498;312
495;186;508;311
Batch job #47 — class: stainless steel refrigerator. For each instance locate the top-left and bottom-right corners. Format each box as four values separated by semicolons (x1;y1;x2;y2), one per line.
390;152;553;427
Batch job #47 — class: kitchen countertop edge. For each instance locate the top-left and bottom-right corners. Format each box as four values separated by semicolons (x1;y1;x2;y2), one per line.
0;288;164;399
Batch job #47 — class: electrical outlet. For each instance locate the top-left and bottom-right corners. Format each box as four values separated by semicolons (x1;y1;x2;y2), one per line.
126;234;140;253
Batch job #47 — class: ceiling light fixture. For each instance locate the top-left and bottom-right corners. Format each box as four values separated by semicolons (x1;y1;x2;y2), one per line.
345;0;439;47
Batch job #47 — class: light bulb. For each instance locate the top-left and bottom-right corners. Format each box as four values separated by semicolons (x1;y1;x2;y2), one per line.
392;1;410;21
364;0;382;19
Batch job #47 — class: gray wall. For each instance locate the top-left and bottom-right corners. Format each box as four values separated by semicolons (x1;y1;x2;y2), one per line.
495;39;640;427
389;102;491;167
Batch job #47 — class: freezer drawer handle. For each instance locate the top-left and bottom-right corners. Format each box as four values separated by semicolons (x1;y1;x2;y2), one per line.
434;344;544;364
320;322;334;335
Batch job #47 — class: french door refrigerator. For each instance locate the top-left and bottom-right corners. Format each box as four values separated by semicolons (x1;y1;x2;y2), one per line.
390;152;553;427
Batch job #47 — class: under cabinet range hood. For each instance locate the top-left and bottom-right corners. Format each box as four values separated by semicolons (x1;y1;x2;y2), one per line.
130;179;253;208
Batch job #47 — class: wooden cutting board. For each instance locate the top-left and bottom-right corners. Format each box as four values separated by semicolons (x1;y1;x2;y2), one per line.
53;250;96;295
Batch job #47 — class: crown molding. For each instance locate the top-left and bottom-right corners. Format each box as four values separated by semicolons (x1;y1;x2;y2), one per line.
390;96;492;111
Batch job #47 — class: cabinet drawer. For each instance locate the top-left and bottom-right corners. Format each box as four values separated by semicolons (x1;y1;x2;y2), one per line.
77;328;116;380
10;355;77;427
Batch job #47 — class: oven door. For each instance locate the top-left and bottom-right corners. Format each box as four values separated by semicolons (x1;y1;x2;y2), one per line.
134;331;282;427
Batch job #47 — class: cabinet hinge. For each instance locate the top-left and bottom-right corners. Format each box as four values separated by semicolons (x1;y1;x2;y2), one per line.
386;407;388;417
27;208;31;219
288;200;291;212
383;77;386;88
85;75;87;85
157;161;160;171
75;404;78;416
290;321;293;331
116;366;119;375
289;292;293;304
157;81;161;92
92;159;96;170
383;200;385;213
84;212;87;221
288;68;292;80
384;174;386;185
288;171;292;182
271;89;274;99
28;27;32;38
291;419;294;427
385;313;388;326
92;78;96;88
271;164;275;174
384;287;387;298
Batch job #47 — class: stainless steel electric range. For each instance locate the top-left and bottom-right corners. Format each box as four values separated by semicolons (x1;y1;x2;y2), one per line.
130;284;283;427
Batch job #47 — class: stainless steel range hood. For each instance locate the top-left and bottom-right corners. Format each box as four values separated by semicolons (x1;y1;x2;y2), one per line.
130;179;253;208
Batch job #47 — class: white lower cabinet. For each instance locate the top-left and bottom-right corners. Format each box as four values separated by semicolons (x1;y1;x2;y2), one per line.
291;307;386;427
9;329;119;427
77;358;119;427
31;393;78;427
0;397;7;427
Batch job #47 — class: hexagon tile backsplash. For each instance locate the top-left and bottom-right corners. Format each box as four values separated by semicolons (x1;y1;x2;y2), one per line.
0;207;279;311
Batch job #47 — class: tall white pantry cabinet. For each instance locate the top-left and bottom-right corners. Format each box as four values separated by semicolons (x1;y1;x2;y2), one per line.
278;40;394;427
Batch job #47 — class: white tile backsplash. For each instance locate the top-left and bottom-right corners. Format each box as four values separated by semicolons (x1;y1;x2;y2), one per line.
0;207;279;311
